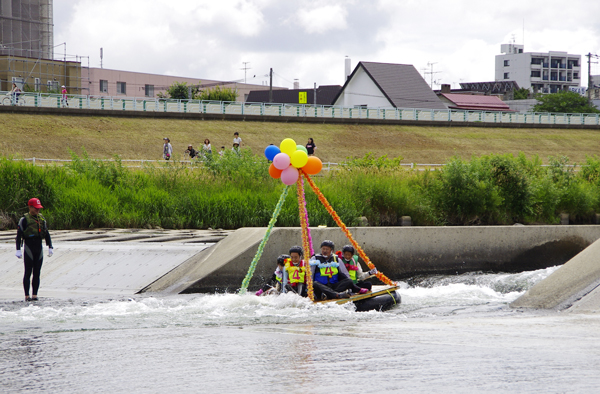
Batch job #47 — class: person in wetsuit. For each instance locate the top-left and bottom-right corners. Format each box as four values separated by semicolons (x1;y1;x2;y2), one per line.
15;198;53;301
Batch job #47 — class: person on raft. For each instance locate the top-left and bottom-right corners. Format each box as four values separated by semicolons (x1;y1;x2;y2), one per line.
255;254;288;296
310;240;368;300
337;245;377;292
282;246;307;296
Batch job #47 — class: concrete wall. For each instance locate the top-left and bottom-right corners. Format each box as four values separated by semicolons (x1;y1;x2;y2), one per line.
145;225;600;294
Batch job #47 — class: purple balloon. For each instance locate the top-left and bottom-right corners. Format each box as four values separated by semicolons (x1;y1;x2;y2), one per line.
280;166;299;185
273;153;291;170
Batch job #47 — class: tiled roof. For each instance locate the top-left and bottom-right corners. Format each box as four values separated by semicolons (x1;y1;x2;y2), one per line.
246;85;342;105
439;93;514;111
334;61;448;110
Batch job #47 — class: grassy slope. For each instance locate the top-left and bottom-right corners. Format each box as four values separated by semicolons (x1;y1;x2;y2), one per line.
1;113;599;163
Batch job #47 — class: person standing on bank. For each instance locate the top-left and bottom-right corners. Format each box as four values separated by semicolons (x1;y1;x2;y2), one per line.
15;198;53;302
306;138;316;156
163;137;173;160
61;85;69;108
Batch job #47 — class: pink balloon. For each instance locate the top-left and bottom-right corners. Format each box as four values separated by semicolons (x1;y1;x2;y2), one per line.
273;153;291;170
280;166;299;185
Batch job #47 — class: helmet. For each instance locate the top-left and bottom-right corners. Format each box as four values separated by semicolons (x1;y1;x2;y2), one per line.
320;240;334;249
277;254;290;265
289;246;303;256
342;245;355;254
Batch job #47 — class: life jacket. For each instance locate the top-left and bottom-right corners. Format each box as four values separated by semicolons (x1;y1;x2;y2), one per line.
311;254;340;285
21;213;47;239
274;268;283;283
284;259;305;284
343;255;360;283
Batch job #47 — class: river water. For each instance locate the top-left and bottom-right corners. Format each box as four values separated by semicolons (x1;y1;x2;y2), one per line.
2;266;600;393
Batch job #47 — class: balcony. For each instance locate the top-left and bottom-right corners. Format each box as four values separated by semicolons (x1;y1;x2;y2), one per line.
542;76;549;80
543;63;549;67
559;76;566;81
560;64;566;69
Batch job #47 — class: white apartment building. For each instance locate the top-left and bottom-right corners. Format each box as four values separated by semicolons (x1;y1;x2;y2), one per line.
495;44;581;94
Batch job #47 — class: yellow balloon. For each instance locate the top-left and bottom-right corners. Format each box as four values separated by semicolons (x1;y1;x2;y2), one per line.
280;138;297;156
290;150;308;168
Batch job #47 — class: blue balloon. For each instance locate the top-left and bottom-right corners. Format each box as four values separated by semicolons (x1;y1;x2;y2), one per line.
264;145;281;161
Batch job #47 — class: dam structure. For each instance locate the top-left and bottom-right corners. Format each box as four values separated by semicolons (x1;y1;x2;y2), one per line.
2;225;600;307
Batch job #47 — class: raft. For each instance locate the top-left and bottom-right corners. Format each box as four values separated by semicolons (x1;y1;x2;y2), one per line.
316;285;401;312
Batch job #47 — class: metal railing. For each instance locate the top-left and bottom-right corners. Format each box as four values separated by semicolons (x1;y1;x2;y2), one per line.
2;91;599;127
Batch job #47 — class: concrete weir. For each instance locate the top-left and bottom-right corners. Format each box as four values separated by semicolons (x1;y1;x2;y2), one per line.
510;238;600;312
2;226;600;299
144;225;600;294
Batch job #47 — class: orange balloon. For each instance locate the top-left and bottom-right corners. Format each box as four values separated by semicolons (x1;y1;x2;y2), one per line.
303;156;322;175
269;163;283;179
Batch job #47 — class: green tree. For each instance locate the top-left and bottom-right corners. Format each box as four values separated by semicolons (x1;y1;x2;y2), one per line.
157;81;199;100
512;87;530;100
532;90;600;114
195;85;238;102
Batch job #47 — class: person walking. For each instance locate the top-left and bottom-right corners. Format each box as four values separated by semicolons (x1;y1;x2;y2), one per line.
61;85;69;108
9;83;21;105
163;137;173;160
15;198;53;301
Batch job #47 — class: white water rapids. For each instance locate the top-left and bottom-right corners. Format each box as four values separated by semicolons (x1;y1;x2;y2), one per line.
2;266;600;393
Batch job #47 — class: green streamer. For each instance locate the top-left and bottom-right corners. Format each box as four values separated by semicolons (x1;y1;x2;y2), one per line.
239;185;290;294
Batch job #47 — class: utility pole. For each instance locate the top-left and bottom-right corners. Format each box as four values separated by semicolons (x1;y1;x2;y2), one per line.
314;82;317;105
269;68;273;103
587;53;599;104
241;62;251;83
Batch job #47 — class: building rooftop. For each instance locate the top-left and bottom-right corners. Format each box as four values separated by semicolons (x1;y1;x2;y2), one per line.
246;85;342;105
438;93;514;112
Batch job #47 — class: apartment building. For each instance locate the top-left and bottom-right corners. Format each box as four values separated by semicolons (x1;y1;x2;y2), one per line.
495;44;581;94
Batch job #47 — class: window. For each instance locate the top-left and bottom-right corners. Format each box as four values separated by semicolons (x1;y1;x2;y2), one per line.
144;84;154;97
47;80;59;91
116;81;126;94
100;80;108;93
35;78;41;91
574;72;579;79
503;72;509;79
504;60;510;67
531;71;541;78
531;58;543;65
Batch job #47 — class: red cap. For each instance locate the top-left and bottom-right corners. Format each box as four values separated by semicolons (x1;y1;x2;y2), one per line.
28;198;43;209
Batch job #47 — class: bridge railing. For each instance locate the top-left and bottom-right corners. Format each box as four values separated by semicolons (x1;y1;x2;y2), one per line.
1;91;599;126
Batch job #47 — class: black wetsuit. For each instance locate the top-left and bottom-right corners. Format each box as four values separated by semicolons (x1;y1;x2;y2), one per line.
16;213;52;297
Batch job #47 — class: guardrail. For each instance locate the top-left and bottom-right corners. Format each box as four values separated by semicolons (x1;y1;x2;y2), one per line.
2;91;599;126
14;157;451;171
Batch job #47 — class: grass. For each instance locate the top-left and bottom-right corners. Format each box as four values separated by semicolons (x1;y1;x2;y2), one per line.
1;114;599;164
2;151;600;230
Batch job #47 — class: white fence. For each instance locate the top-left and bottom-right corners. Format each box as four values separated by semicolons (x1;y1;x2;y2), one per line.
2;91;600;127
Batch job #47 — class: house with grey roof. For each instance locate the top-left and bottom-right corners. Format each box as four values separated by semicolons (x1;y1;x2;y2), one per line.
332;61;448;110
246;85;341;105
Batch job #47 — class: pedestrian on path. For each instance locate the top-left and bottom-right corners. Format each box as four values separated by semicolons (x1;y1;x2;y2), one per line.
61;85;69;108
163;137;173;160
15;198;53;302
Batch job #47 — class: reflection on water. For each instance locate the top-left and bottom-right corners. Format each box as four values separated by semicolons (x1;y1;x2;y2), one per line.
2;266;600;393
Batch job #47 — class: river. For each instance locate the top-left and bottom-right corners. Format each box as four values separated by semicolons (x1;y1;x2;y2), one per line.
2;266;599;393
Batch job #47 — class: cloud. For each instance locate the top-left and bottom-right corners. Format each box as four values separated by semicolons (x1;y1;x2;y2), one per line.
296;4;348;34
52;0;600;89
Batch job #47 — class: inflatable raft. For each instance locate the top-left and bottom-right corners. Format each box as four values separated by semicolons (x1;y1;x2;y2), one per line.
316;285;401;312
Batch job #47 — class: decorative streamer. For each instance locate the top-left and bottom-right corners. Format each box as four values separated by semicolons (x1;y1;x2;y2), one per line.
300;177;314;257
296;177;315;301
301;171;396;287
239;185;290;294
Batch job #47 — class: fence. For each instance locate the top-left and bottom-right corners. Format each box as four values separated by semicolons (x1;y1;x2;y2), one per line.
2;91;600;127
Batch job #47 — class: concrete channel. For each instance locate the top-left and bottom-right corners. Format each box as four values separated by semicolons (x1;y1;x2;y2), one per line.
3;226;600;305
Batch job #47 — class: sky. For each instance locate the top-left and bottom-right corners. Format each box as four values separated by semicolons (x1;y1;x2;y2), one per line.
53;0;600;89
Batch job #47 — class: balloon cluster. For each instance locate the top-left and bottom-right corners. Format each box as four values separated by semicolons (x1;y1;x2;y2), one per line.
265;138;323;185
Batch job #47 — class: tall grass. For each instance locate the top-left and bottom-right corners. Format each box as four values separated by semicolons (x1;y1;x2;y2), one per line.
1;152;600;230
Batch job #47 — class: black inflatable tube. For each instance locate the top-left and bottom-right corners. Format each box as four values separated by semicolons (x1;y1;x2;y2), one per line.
354;291;401;312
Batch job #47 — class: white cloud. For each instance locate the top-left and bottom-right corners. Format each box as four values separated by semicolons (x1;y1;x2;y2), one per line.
53;0;600;89
296;5;348;34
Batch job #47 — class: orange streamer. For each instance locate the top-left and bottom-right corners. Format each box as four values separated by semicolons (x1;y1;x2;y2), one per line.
301;171;396;287
296;177;315;301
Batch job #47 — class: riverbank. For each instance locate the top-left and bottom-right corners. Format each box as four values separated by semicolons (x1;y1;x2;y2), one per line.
2;151;600;229
1;113;600;164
